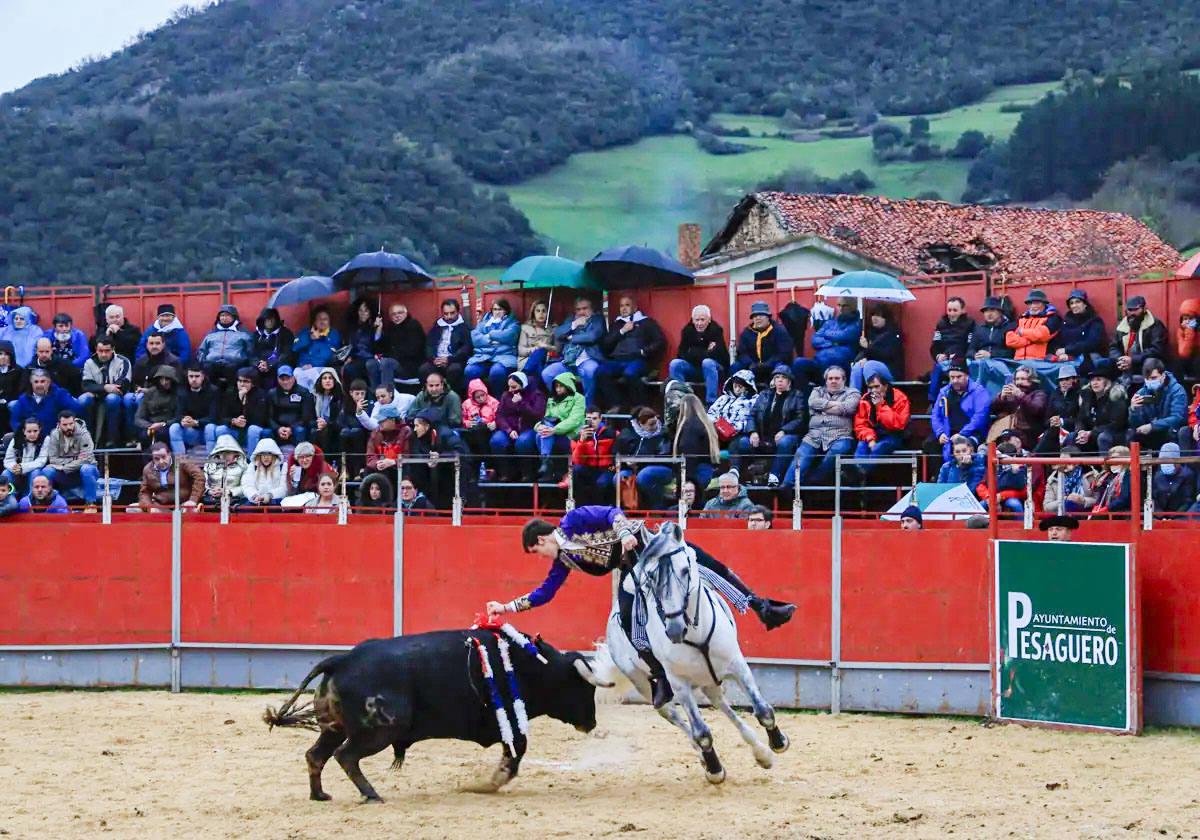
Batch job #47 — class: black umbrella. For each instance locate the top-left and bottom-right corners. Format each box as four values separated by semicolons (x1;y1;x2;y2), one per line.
585;245;694;289
331;249;434;291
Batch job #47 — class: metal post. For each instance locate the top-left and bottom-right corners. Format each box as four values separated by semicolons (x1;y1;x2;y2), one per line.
393;504;404;636
1129;442;1142;543
792;452;802;530
101;453;112;524
677;458;686;531
220;486;230;524
614;456;622;506
987;442;999;541
451;456;462;525
834;454;843;518
170;459;182;693
565;464;576;512
1022;463;1034;530
830;513;843;714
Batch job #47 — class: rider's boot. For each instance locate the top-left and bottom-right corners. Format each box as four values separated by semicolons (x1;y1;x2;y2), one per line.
643;651;674;709
716;566;797;631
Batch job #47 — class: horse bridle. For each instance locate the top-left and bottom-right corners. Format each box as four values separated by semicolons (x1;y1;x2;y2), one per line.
641;545;699;630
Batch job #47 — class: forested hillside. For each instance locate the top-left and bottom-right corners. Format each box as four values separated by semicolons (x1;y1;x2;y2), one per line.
3;0;1199;282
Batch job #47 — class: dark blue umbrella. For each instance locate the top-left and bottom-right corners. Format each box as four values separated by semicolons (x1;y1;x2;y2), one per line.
332;249;434;290
267;275;335;308
585;245;694;289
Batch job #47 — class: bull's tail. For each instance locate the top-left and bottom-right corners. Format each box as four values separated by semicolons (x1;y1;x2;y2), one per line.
263;653;347;730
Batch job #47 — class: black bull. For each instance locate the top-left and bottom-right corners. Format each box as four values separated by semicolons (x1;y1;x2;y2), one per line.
264;630;612;801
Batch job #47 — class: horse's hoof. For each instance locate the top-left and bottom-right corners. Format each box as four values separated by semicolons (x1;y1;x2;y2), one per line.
754;750;774;770
310;792;332;802
705;768;726;785
768;728;789;754
361;795;384;804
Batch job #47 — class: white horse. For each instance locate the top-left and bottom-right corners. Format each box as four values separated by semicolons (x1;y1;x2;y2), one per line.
594;522;789;783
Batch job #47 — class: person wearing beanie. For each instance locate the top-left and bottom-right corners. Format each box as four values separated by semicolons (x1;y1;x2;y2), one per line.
135;303;191;363
1151;441;1196;514
899;505;923;530
1052;289;1107;366
732;363;807;487
926;358;991;463
701;469;756;518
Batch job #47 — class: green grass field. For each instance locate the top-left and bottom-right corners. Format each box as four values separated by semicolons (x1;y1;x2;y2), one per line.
501;81;1059;260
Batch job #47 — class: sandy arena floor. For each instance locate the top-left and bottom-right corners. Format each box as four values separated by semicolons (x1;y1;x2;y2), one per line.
1;691;1198;839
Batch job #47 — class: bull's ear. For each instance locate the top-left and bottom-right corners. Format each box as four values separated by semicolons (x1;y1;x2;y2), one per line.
573;656;615;689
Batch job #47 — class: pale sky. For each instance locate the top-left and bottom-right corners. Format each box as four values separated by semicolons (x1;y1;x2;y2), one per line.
0;0;217;94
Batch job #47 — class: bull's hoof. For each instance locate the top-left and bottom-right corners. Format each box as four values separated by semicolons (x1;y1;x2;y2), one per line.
768;727;790;754
310;792;332;802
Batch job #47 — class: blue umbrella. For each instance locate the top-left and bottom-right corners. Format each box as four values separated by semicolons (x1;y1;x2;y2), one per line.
585;245;694;289
332;249;433;290
268;275;335;307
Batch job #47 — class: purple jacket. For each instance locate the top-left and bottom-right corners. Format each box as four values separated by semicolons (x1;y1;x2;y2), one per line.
495;385;546;436
521;506;627;609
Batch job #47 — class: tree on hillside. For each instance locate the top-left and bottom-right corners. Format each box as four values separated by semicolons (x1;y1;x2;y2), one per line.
950;130;991;159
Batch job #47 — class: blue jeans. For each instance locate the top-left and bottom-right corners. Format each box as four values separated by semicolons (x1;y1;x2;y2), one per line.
850;360;892;392
512;428;540;477
731;433;799;481
537;432;571;458
633;465;674;509
214;423;264;454
542;359;599;403
169;422;217;455
489;428;519;474
853;434;903;477
78;392;125;445
122;392;143;440
668;358;723;405
787;437;856;486
464;361;513;398
571;465;616;503
521;348;550;384
39;463;100;503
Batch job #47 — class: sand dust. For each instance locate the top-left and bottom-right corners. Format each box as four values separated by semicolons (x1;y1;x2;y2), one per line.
1;691;1198;839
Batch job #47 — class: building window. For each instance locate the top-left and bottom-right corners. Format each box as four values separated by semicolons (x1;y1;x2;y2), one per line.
753;266;777;289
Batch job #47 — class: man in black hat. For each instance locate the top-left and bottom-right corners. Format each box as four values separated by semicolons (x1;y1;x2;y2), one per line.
1109;295;1166;381
1073;358;1128;453
967;297;1015;361
135;303;192;363
1038;514;1079;542
1005;288;1062;361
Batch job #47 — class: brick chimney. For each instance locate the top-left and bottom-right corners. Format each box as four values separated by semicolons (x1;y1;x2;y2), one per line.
678;223;702;269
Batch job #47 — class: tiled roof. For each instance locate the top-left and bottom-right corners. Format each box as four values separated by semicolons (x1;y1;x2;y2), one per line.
711;193;1180;276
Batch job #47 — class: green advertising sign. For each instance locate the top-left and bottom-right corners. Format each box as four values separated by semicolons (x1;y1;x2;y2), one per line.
993;540;1139;733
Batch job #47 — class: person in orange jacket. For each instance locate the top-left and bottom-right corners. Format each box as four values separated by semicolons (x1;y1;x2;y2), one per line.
850;371;911;481
1177;298;1200;377
1005;289;1063;360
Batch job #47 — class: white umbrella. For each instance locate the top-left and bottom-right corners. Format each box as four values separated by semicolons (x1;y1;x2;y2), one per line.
882;482;986;521
815;270;915;303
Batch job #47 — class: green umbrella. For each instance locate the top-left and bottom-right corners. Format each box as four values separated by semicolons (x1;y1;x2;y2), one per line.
500;255;601;290
814;270;915;303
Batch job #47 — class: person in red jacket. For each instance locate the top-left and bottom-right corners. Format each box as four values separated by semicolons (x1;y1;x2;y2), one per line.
851;372;911;481
567;407;617;500
1005;289;1062;361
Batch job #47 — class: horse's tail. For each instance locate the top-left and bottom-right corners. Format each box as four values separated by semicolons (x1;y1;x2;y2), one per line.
590;642;635;703
263;653;347;730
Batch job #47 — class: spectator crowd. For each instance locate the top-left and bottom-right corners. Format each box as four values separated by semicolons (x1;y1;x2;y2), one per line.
2;285;1198;520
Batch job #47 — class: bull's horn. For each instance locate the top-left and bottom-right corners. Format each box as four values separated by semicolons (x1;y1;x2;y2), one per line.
573;658;615;688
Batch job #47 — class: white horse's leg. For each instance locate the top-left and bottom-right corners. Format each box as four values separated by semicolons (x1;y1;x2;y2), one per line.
730;656;789;754
607;619;695;739
700;684;773;769
673;676;725;784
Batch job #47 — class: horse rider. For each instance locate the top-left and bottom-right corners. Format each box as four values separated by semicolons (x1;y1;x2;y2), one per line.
486;505;795;709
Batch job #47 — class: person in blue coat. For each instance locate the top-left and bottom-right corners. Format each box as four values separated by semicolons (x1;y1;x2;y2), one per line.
9;368;81;433
925;360;992;462
733;300;794;387
795;298;861;386
43;313;90;370
291;306;342;391
1051;289;1107;369
541;296;607;404
1;306;42;367
135;304;192;364
936;435;987;498
19;474;69;513
484;505;796;708
1129;357;1188;450
465;298;520;397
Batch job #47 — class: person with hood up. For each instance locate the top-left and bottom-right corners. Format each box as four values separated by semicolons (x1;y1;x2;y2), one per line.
596;294;666;412
364;403;412;473
492;371;546;481
3;417;46;496
168;364;218;455
19;474;68;514
732;364;807;487
788;365;861;486
252;307;296;380
701;469;756;518
1073;359;1128;453
465;298;520;398
268;365;315;446
202;434;248;505
1149;441;1195;515
991;365;1049;452
850;306;903;391
852;371;911;478
1129;357;1187;449
369;302;425;387
1177;298;1200;378
128;440;203;512
93;304;141;361
291;306;342;390
398;476;435;515
540;296;606;404
196;304;253;387
1052;289;1107;368
461;377;501;476
9;366;81;434
734;301;793;387
418;298;472;394
531;371;585;481
215;367;270;455
516;299;557;382
668;304;729;406
308;367;343;454
78;337;132;448
798;297;862;385
43;313;89;369
1109;295;1167;382
1;306;42;367
240;437;288;507
285;441;336;495
707;369;757;442
0;340;23;433
135;304;191;363
126;331;182;440
1005;289;1062;361
927;360;992;462
341;298;380;385
356;471;394;513
134;365;182;447
409;370;462;431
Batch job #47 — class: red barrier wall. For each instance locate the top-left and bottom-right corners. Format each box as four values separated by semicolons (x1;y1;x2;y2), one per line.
994;274;1120;344
106;284;225;350
0;523;171;645
1137;530;1200;675
180;521;393;645
904;275;988;380
10;286;97;334
1124;276;1200;359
